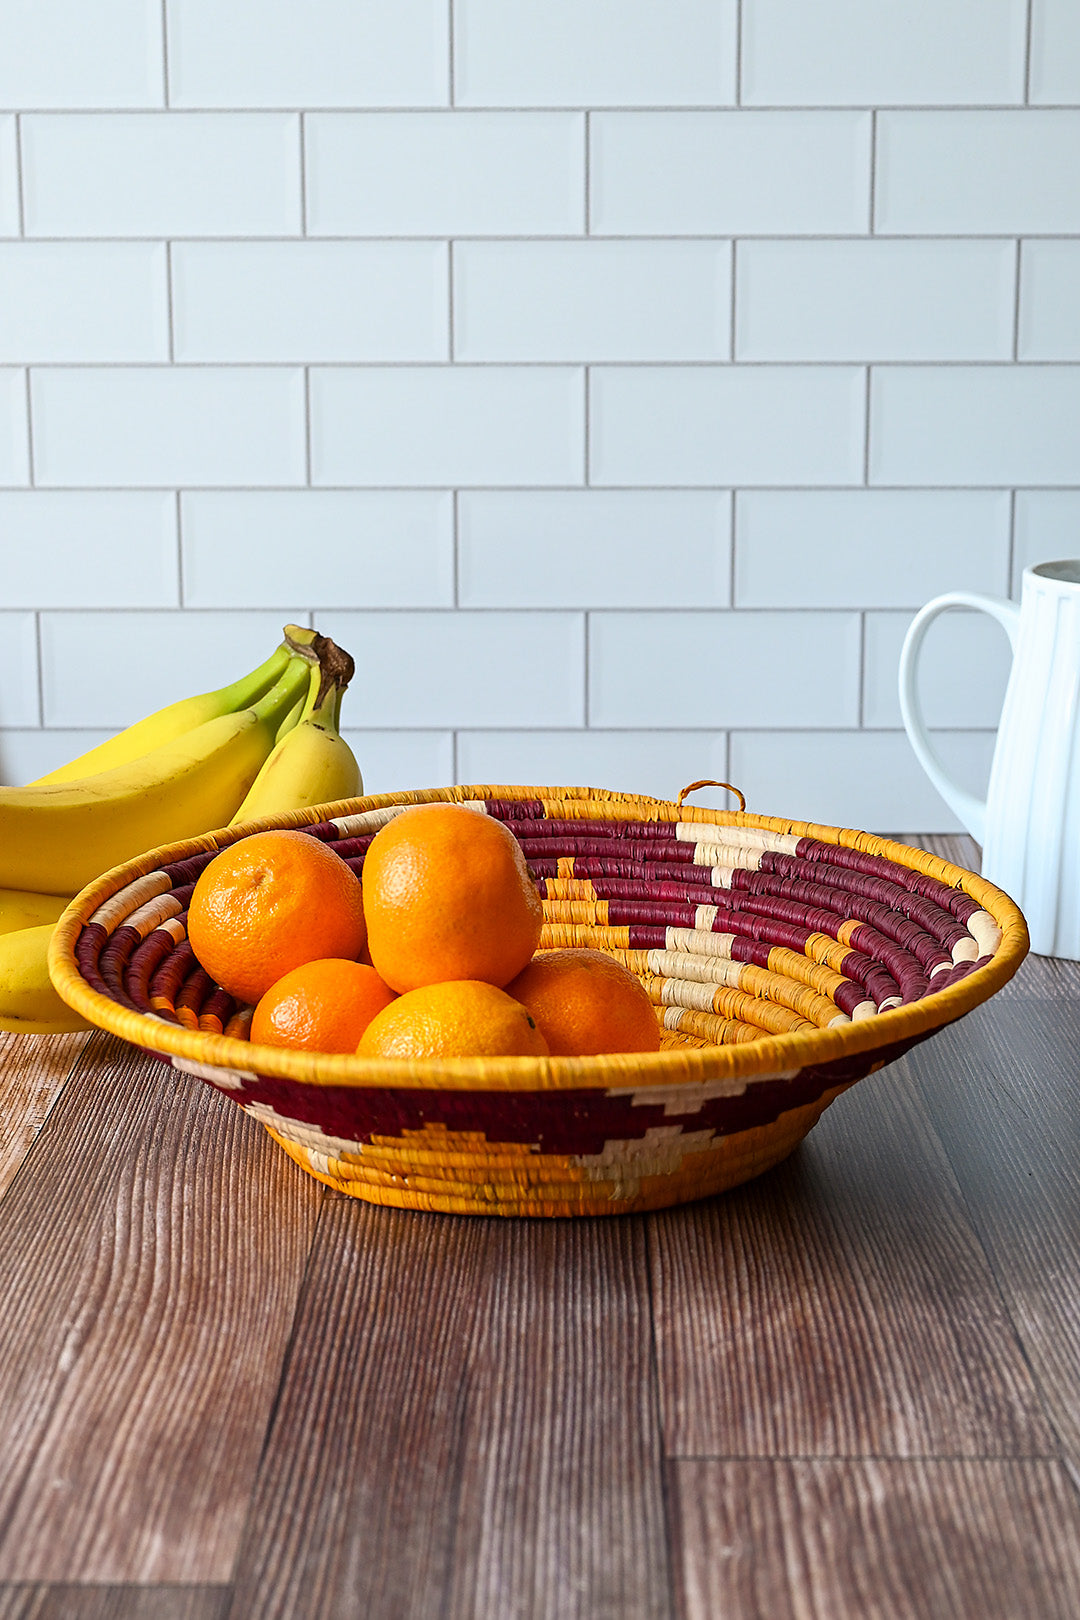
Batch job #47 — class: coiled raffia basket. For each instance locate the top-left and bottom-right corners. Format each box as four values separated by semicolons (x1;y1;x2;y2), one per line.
50;783;1028;1217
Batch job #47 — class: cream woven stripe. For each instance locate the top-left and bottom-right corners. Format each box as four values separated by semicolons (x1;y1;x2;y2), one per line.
329;804;408;838
676;822;801;855
664;927;736;957
124;891;184;938
692;846;764;873
89;870;173;933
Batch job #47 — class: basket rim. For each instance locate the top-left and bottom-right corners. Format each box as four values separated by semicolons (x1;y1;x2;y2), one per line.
48;782;1030;1093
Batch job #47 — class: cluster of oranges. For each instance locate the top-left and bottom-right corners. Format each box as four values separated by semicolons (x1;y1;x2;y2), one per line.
186;803;662;1060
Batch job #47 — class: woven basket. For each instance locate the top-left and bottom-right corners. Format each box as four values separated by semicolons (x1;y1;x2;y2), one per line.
49;784;1028;1217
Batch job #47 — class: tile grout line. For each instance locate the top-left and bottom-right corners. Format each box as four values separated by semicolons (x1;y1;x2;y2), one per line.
1008;488;1018;597
13;113;26;236
175;490;185;606
583;365;591;486
729;238;738;361
1024;0;1034;104
1012;238;1023;361
868;108;878;233
33;610;45;728
584;111;591;234
22;366;34;487
298;113;308;236
734;0;744;105
160;0;170;106
447;239;455;361
447;0;456;106
583;610;591;728
862;365;873;485
165;239;175;362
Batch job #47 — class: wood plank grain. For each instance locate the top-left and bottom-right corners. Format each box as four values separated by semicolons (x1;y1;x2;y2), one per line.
671;1458;1080;1620
650;1049;1052;1458
0;1033;323;1584
0;1587;229;1620
0;1032;90;1200
905;992;1080;1466
227;1201;672;1620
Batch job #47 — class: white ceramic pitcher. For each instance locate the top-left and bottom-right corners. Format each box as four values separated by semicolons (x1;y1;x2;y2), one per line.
898;559;1080;959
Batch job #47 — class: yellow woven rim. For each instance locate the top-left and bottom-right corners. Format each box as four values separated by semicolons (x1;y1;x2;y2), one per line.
49;783;1029;1093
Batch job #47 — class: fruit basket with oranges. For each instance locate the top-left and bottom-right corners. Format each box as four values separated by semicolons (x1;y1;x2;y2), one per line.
49;784;1028;1218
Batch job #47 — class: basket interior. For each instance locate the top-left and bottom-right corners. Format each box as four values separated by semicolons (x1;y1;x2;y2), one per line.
70;789;1009;1057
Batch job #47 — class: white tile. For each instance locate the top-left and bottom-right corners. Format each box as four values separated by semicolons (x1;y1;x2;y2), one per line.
168;0;447;109
311;367;584;488
0;729;113;788
39;610;295;728
172;241;447;363
591;112;871;237
0;614;40;727
1013;492;1080;589
458;491;731;609
869;366;1080;487
31;367;307;488
729;728;996;834
863;610;1012;730
735;239;1015;363
588;611;860;728
590;367;865;487
454;241;730;363
306;112;583;237
22;113;301;237
734;491;1010;609
454;0;737;108
0;242;168;363
1018;240;1080;361
0;370;29;486
181;491;454;608
876;112;1080;235
340;730;454;796
315;611;585;728
0;493;178;606
456;730;732;807
1030;0;1080;104
0;0;163;109
742;0;1026;106
0;117;19;236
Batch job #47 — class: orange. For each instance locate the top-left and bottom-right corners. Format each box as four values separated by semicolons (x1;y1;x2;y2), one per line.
505;948;661;1057
187;829;367;1005
357;980;549;1060
251;958;397;1054
361;803;543;994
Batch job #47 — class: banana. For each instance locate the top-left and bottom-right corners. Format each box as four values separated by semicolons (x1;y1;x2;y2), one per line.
0;656;310;896
0;886;73;936
0;923;91;1034
30;641;295;787
230;633;362;825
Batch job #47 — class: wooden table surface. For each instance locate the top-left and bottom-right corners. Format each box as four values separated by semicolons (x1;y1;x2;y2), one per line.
1;834;1078;1620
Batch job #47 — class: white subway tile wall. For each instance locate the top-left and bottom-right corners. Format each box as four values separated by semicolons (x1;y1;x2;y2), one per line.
2;1;1079;832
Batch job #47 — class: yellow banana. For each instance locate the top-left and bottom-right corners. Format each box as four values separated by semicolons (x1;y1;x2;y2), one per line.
230;633;362;825
0;886;73;936
30;641;295;786
0;922;91;1034
0;656;310;895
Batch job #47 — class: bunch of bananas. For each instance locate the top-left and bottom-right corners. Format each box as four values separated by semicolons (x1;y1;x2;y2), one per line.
0;625;363;1035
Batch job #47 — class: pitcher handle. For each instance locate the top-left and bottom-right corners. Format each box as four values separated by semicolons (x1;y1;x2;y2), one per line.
898;591;1020;846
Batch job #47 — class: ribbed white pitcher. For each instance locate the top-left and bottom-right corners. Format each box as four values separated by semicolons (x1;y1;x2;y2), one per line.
898;559;1080;960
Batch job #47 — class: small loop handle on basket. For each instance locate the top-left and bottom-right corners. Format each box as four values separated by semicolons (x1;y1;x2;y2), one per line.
677;779;747;812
